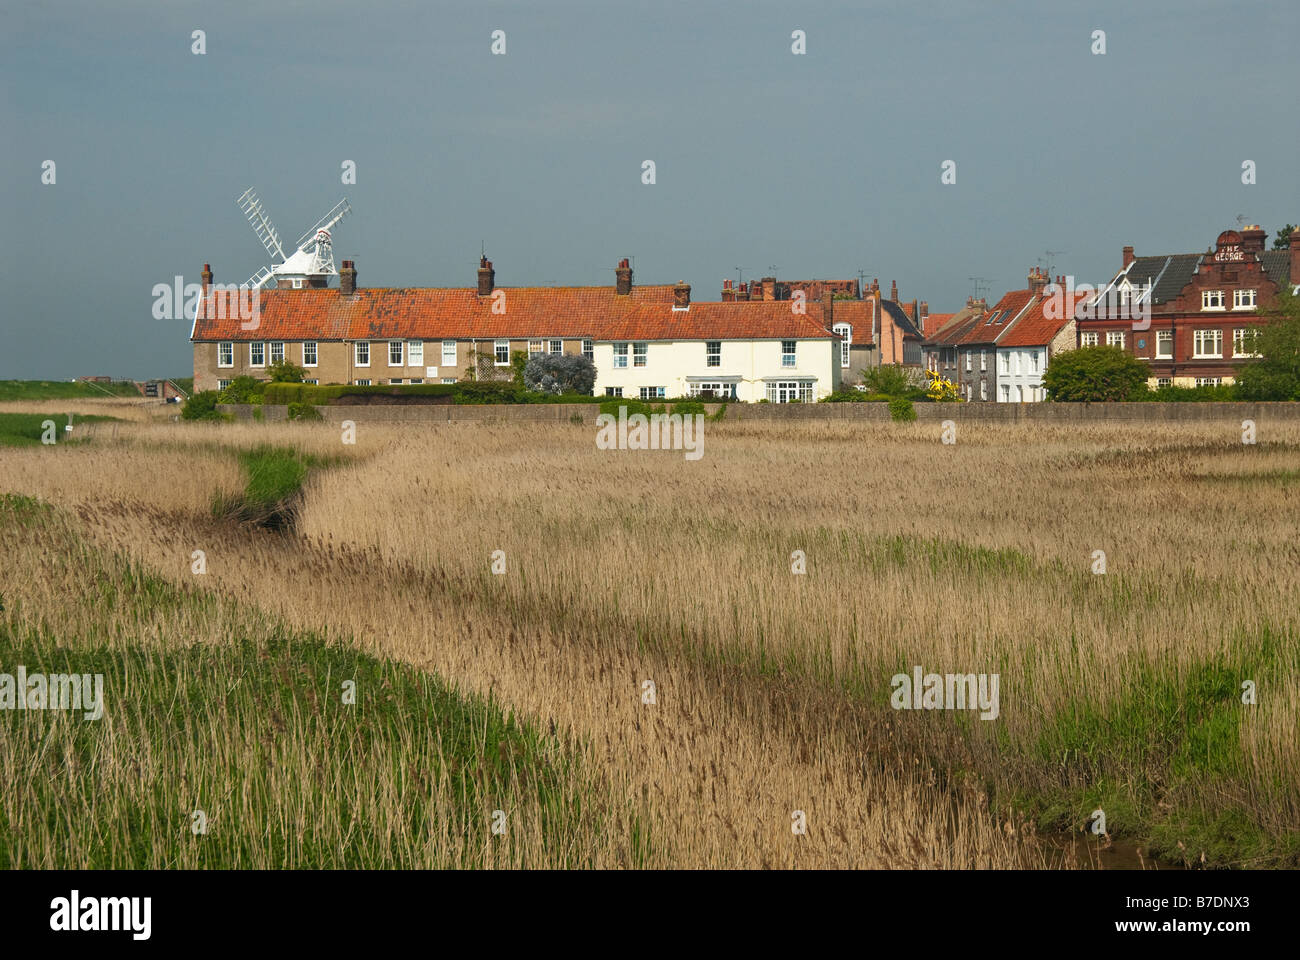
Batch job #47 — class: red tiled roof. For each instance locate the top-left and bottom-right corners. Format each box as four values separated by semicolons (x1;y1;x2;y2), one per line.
999;288;1087;347
825;298;874;345
601;300;835;341
192;285;834;342
952;289;1035;346
925;307;983;346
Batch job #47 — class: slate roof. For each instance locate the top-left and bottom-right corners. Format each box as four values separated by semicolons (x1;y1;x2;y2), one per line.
880;300;922;338
1260;250;1294;290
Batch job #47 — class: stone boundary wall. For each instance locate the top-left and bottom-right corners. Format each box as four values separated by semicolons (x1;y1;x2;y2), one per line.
218;401;1300;424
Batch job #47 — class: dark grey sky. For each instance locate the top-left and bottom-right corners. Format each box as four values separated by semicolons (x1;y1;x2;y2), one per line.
2;0;1296;379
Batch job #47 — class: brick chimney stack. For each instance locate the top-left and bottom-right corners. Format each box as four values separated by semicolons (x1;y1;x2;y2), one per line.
1290;230;1300;285
889;280;898;301
1123;245;1135;268
201;263;213;295
737;282;750;301
721;279;736;302
615;258;633;295
1241;224;1267;253
760;277;776;301
477;256;495;296
339;260;357;295
823;290;834;325
673;281;691;308
1028;266;1048;295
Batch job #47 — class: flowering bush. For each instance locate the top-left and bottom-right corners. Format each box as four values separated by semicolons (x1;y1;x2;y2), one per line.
924;369;962;401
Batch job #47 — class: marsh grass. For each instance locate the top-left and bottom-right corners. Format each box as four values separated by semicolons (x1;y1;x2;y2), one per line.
0;501;618;869
2;415;1296;867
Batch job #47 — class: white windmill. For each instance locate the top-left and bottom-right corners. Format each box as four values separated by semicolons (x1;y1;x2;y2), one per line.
237;188;352;289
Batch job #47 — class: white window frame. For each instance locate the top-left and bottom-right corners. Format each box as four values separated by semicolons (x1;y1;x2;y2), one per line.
613;343;628;369
217;379;232;391
965;352;972;372
354;341;370;367
980;380;988;401
389;341;404;366
1106;330;1126;349
766;380;814;403
1155;331;1173;359
638;386;666;400
441;378;456;384
1080;331;1099;347
980;350;987;372
494;340;511;365
707;340;723;368
218;342;233;367
781;340;796;368
1195;377;1222;388
269;342;284;365
442;340;457;367
1232;328;1259;358
1201;290;1225;311
1193;329;1223;358
633;342;648;367
688;381;736;399
408;341;423;366
303;378;318;385
831;327;849;368
604;387;623;398
582;339;593;361
548;339;563;356
249;342;265;367
1156;377;1172;388
1232;289;1256;310
302;341;318;367
354;378;371;386
528;340;543;355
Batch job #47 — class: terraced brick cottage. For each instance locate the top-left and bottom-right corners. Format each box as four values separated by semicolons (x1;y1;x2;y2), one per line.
190;258;842;402
1077;225;1299;388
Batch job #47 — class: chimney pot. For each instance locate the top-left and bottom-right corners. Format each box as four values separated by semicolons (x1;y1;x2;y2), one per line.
889;280;898;301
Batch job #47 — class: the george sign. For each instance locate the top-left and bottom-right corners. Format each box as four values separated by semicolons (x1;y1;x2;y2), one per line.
1215;244;1244;262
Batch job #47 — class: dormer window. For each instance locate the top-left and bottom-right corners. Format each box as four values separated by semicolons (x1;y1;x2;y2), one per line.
291;278;304;289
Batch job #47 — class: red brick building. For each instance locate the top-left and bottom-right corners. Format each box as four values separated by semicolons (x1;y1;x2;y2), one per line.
1077;225;1299;388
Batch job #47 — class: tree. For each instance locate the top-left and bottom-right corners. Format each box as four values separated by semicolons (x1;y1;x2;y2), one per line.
523;353;597;395
217;376;267;403
860;364;912;396
181;390;225;421
1042;345;1148;401
1235;285;1300;401
1273;224;1295;250
267;359;305;383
